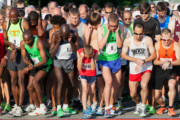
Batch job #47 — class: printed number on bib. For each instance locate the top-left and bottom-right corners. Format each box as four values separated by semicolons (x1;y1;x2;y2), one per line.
10;37;21;47
82;63;92;70
32;57;40;64
106;43;117;55
160;58;173;69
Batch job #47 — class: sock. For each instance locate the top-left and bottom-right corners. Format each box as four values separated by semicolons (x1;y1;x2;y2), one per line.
105;106;109;110
169;106;173;108
57;105;61;110
109;105;113;109
63;104;68;110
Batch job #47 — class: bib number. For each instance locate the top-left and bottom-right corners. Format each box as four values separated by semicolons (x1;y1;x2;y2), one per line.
10;37;21;47
32;57;40;64
106;43;117;55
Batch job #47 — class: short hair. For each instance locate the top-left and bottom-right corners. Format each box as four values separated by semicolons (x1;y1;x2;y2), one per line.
44;14;52;21
133;22;144;30
16;0;25;6
48;1;58;8
27;11;39;21
150;3;155;6
116;6;124;15
122;10;132;19
83;45;93;55
79;4;89;13
64;2;74;12
161;28;171;34
156;2;167;12
139;2;151;13
19;9;25;18
108;13;119;23
69;8;80;16
104;2;114;9
26;5;35;11
87;12;101;26
50;15;66;26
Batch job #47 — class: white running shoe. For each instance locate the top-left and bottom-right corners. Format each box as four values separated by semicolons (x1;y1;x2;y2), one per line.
13;106;23;117
134;103;141;115
139;104;147;117
9;104;17;115
39;104;47;115
28;108;41;116
25;104;36;112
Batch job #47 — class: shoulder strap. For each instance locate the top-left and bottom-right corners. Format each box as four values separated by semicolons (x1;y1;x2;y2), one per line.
6;20;11;33
19;19;24;33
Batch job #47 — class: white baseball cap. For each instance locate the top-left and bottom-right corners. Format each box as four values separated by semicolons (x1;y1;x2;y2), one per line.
133;11;141;18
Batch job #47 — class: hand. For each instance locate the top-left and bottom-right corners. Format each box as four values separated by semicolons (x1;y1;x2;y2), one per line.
54;32;61;44
115;24;120;33
68;33;73;42
162;61;170;70
80;52;84;59
135;58;144;66
10;43;16;50
10;50;16;62
28;63;33;69
0;57;7;67
135;64;142;73
74;32;79;41
23;67;30;74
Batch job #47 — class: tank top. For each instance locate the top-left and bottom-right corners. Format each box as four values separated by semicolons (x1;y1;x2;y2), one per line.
25;36;52;65
0;33;6;61
154;15;170;30
7;18;24;49
173;19;180;42
30;26;46;42
55;39;72;60
78;48;97;76
158;40;176;69
98;25;120;61
129;36;152;74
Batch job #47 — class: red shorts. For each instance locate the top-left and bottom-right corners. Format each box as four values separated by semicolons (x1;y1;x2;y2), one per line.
129;70;152;82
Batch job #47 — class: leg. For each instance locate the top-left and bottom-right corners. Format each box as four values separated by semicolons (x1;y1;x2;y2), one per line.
81;79;88;110
154;89;164;107
96;76;104;108
168;79;177;107
140;72;151;104
18;70;25;107
2;68;10;105
129;81;140;104
89;82;96;106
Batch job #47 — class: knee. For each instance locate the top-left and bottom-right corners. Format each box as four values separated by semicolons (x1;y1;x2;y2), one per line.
169;83;175;91
27;85;34;91
130;92;137;99
105;80;112;88
154;94;160;101
11;79;17;86
32;79;39;86
141;82;148;90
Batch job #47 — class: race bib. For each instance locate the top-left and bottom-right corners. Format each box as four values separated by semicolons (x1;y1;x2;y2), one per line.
160;58;173;69
56;43;72;59
82;63;92;70
32;57;40;64
106;43;117;55
10;37;21;47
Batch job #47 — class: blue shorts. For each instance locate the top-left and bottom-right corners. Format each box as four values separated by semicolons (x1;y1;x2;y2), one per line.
99;58;121;73
79;75;96;84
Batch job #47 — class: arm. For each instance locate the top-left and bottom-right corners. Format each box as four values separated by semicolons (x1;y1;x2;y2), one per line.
33;39;47;68
77;51;83;70
98;26;109;50
82;24;88;47
37;19;47;37
49;29;53;44
168;17;175;36
154;42;164;65
115;25;123;48
68;33;77;53
171;43;180;66
91;51;98;70
144;37;156;62
85;25;93;45
23;20;30;30
49;32;61;58
154;20;161;42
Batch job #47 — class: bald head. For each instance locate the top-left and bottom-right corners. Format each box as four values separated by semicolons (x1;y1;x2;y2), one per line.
9;8;19;24
60;24;70;38
52;7;61;16
23;30;34;45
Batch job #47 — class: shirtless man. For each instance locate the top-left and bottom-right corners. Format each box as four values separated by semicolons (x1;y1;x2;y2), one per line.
121;22;156;117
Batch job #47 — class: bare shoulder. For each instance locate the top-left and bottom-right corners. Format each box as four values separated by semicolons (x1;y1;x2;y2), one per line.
155;41;160;49
124;37;131;45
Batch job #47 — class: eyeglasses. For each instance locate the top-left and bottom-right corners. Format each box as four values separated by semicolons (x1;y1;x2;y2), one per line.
151;7;155;8
17;7;25;10
161;38;171;42
105;11;113;14
134;32;143;36
140;11;149;14
124;18;131;21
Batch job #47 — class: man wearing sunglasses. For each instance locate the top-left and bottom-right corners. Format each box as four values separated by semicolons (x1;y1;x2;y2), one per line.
16;0;26;11
123;10;133;36
121;22;155;117
153;28;180;116
154;2;171;30
150;3;156;17
134;2;161;42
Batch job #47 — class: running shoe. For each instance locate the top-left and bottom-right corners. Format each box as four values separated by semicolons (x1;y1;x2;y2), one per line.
96;107;103;116
104;109;112;118
149;106;156;114
39;104;47;115
25;104;36;112
13;106;23;117
168;108;176;116
1;102;6;109
134;104;141;114
57;108;65;118
9;104;17;115
4;104;11;112
28;108;41;116
51;107;57;115
139;104;147;117
63;107;76;115
82;110;91;119
156;107;167;114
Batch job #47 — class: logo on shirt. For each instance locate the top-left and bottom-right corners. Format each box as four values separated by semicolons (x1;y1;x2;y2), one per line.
131;48;146;56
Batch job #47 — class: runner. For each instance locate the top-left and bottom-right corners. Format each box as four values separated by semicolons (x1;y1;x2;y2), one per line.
3;7;29;117
49;24;78;117
98;13;122;118
77;45;98;119
20;30;52;116
154;28;180;116
121;22;156;117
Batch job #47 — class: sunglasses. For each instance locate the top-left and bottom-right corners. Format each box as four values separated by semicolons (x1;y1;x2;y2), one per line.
161;38;171;42
140;11;149;14
151;7;155;8
17;7;25;10
134;32;143;36
124;18;131;21
105;11;113;14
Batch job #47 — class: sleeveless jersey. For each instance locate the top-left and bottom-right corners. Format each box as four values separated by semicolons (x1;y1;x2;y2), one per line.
7;18;24;49
55;39;72;60
0;33;6;61
25;36;52;65
154;15;170;30
98;25;120;61
173;19;180;42
78;48;97;76
158;40;176;69
129;36;152;74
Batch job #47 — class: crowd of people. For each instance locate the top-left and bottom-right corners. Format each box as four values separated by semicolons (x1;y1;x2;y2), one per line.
0;0;179;119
